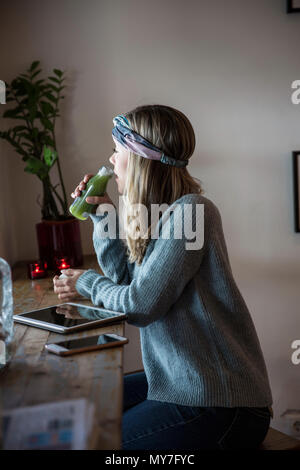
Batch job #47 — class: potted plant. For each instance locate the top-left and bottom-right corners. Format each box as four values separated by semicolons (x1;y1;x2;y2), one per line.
0;61;83;269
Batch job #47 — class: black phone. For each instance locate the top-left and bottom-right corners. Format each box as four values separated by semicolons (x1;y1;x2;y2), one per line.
45;333;128;356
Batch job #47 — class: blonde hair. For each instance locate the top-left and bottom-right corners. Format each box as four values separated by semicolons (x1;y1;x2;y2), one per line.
120;104;204;265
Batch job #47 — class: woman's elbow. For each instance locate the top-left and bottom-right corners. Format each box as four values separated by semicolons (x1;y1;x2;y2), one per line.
125;303;166;328
125;312;154;328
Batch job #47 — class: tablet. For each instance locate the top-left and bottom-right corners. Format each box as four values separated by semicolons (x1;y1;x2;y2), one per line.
13;303;128;334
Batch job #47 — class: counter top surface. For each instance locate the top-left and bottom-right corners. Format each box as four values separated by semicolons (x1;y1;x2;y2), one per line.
1;255;124;450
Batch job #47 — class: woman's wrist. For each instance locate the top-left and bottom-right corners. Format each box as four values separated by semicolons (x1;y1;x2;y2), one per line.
75;269;100;299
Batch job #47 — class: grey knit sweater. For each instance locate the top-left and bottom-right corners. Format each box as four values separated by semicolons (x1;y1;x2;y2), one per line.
76;193;273;407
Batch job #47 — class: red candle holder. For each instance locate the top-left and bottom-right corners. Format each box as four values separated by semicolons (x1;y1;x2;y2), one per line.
27;260;48;280
54;256;71;271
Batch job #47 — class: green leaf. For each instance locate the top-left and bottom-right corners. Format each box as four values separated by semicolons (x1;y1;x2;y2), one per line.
41;100;55;115
22;142;34;149
31;69;42;79
47;84;59;93
53;69;63;77
44;92;57;104
43;145;57;167
24;155;49;178
40;133;54;147
3;116;26;121
12;78;32;97
41;117;54;131
3;107;23;119
35;79;45;86
43;145;52;163
32;127;39;139
48;76;61;84
18;98;28;107
4;116;27;121
11;78;19;89
12;125;28;133
14;89;28;98
18;132;34;143
17;77;32;88
28;104;37;122
16;148;29;158
29;61;40;72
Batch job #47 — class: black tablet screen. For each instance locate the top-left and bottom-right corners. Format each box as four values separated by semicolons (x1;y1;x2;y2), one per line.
19;304;123;328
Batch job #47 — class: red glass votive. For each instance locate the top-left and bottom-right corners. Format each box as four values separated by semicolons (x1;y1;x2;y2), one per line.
27;260;48;280
54;256;71;271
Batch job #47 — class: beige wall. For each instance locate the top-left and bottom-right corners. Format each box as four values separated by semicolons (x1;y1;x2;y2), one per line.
1;0;300;434
0;143;17;265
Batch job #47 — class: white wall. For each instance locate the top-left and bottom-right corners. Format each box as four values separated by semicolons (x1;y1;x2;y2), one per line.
1;0;300;435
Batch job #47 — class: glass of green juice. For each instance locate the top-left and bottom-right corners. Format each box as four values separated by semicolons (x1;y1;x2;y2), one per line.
69;166;114;220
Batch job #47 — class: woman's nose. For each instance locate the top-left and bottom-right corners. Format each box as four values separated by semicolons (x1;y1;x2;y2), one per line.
109;155;115;165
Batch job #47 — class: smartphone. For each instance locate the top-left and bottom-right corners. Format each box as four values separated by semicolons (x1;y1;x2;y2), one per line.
45;333;128;356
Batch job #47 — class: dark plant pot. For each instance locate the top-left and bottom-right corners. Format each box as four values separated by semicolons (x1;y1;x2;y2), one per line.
36;217;83;270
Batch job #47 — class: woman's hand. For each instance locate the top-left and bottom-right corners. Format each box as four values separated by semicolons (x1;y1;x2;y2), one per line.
53;269;87;302
71;174;115;209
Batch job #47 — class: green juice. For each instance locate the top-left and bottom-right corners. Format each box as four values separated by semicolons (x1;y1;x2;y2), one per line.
69;166;114;220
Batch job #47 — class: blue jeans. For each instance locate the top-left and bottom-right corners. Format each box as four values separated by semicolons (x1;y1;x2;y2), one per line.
122;371;271;450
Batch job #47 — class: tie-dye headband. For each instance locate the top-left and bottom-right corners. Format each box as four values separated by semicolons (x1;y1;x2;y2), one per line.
112;114;188;168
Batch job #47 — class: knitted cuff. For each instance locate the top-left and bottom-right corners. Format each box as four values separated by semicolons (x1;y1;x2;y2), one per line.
75;269;100;299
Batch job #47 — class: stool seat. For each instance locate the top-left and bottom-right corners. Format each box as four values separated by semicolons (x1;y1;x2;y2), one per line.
259;427;300;450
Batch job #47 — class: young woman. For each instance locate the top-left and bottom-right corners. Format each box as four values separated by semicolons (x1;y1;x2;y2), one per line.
53;104;273;450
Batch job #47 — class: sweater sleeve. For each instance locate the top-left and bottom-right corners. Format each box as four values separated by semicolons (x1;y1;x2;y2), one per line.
76;198;205;327
88;206;134;285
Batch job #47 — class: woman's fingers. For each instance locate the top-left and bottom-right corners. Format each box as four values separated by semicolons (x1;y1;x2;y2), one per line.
54;286;77;294
71;189;80;198
53;269;86;301
84;174;94;182
85;192;114;206
53;281;75;293
85;196;105;205
71;185;84;198
53;278;74;295
55;287;77;298
53;277;71;287
71;174;94;198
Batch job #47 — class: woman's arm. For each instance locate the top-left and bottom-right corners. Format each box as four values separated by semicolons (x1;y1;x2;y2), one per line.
71;176;133;286
89;207;134;285
76;198;205;326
